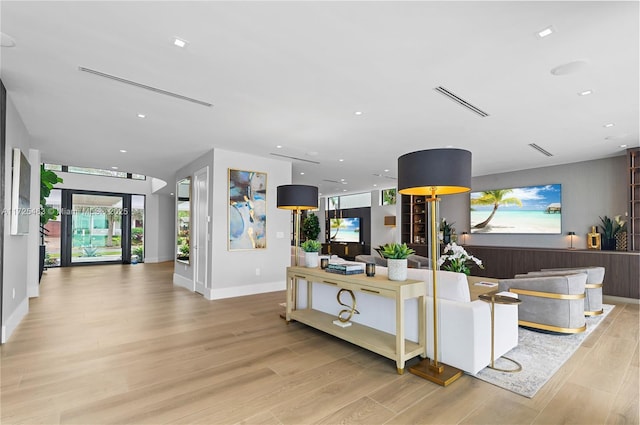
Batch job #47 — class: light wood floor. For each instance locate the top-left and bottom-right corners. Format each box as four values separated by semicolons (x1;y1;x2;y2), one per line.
1;262;638;425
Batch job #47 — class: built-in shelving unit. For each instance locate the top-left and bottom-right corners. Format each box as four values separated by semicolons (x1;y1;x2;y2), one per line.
400;195;429;256
628;147;640;251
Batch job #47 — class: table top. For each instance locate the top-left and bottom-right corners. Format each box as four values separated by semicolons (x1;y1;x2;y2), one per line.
478;293;522;305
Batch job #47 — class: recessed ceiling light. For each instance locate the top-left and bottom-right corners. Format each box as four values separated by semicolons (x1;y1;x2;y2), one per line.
137;113;146;118
578;90;593;96
300;172;305;175
340;179;345;182
119;149;127;153
373;184;377;187
384;169;389;173
343;189;347;192
354;111;363;116
170;192;174;196
536;26;555;38
338;159;344;162
603;123;615;128
111;166;118;170
173;37;187;48
620;144;628;148
276;145;283;149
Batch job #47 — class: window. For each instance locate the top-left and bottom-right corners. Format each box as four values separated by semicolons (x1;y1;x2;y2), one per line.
43;163;147;180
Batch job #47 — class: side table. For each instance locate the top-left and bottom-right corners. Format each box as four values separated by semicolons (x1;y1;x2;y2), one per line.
479;293;523;373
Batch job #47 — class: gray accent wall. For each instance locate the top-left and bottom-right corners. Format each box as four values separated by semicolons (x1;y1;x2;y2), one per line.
440;155;628;250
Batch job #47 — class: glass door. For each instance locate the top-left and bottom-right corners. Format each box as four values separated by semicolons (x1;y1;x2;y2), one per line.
70;193;124;264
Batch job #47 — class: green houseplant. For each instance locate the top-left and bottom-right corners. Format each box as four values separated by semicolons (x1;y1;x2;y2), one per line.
302;213;321;241
599;215;626;251
300;239;321;267
380;243;415;281
39;165;63;279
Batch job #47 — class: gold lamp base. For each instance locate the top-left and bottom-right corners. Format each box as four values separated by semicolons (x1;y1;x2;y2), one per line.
409;359;463;387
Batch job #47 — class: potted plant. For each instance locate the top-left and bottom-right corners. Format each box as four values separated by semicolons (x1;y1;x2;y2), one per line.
438;242;484;275
302;212;321;241
39;165;63;279
599;215;626;251
380;243;415;281
440;218;454;244
300;239;321;268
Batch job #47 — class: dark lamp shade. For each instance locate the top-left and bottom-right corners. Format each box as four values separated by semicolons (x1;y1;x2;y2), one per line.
398;148;472;196
276;184;318;210
567;231;576;236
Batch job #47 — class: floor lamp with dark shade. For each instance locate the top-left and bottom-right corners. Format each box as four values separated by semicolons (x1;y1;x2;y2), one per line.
276;184;319;267
398;148;472;386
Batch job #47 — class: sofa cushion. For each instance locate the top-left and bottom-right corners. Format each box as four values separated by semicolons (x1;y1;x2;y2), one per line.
406;268;471;302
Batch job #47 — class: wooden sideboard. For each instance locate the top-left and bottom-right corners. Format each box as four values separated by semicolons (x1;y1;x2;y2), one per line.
285;266;426;374
463;245;640;299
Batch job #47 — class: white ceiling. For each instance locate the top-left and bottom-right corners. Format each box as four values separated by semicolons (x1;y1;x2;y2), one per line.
1;1;638;196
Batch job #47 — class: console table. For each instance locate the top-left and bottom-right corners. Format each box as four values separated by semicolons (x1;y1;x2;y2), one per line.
285;266;426;374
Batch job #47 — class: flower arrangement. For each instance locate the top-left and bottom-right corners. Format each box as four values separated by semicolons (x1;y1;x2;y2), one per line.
438;242;484;275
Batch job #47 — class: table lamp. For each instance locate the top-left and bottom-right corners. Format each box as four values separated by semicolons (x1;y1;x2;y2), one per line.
567;231;576;249
398;148;472;386
277;184;318;266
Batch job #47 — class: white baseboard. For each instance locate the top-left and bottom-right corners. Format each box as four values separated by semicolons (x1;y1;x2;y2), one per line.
1;297;29;343
205;280;286;300
603;295;640;305
28;284;39;298
173;273;194;291
144;255;174;264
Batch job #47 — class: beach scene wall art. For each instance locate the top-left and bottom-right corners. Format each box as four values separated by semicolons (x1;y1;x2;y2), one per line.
470;184;562;234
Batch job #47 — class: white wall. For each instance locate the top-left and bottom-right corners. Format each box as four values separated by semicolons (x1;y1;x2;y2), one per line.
173;148;292;299
370;188;398;249
2;95;34;343
439;156;628;250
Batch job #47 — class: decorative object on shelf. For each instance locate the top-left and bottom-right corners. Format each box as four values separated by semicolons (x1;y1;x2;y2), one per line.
598;215;626;251
587;226;601;250
616;232;628;251
366;263;376;277
277;184;318;266
567;231;576;250
380;242;416;281
398;147;472;387
320;257;329;269
300;239;321;267
440;218;454;244
333;288;360;328
437;242;484;276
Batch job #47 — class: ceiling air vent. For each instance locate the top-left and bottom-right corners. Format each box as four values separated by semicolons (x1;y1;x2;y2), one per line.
78;67;213;107
270;153;320;164
528;143;554;157
433;86;490;117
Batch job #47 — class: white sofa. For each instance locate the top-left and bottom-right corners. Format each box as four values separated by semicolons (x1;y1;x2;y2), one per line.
295;266;519;375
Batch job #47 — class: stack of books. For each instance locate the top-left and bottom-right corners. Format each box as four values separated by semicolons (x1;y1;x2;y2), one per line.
325;262;365;275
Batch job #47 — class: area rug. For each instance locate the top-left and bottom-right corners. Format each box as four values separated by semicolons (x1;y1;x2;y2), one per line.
473;304;614;398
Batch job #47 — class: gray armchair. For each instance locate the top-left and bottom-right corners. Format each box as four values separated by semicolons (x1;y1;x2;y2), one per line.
519;267;605;316
498;273;587;334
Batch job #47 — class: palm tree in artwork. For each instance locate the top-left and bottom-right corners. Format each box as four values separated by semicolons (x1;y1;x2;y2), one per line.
330;218;343;240
471;189;522;229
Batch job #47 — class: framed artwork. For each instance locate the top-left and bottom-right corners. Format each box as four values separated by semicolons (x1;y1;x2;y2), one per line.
228;169;267;250
381;188;397;205
11;148;31;235
470;184;562;234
